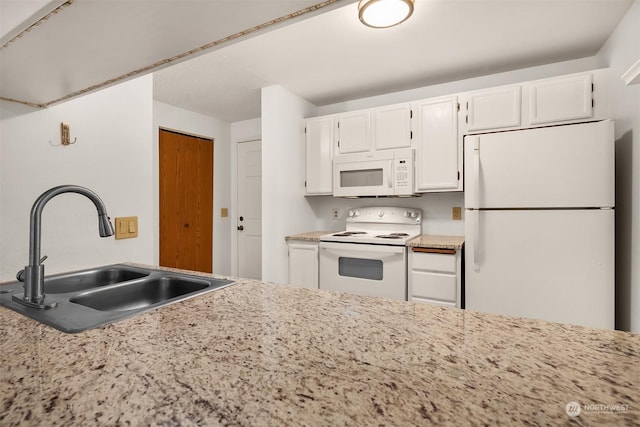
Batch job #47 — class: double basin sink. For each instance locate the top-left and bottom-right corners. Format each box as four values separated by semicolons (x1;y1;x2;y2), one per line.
0;264;234;333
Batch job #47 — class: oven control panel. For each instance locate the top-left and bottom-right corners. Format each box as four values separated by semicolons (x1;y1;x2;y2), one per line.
346;207;422;224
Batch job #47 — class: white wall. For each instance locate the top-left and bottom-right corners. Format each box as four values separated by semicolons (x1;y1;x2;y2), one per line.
229;118;261;277
152;101;232;276
261;85;317;283
596;0;640;332
0;75;154;280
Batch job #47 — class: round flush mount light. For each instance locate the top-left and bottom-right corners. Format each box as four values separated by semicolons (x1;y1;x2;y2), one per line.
358;0;415;29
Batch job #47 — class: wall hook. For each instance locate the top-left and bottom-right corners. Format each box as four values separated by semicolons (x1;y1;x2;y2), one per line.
60;122;77;146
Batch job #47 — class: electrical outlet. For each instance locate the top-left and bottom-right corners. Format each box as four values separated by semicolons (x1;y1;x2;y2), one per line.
452;207;462;221
332;209;340;220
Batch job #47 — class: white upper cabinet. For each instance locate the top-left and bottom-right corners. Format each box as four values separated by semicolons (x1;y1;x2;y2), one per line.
463;70;608;134
374;103;412;150
413;96;461;192
337;110;371;154
466;85;522;132
528;72;593;125
304;116;335;195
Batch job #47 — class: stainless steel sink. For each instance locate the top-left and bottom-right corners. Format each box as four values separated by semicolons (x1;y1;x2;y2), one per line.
71;277;209;312
0;264;234;333
45;266;149;294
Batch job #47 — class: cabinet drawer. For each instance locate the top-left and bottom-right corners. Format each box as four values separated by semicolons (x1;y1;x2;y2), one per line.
410;271;457;302
410;251;456;273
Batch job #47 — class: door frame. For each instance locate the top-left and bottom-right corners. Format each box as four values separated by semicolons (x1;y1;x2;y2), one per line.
156;126;215;270
231;139;261;277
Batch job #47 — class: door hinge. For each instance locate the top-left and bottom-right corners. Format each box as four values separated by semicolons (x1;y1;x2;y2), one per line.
457;103;460;112
458;171;460;180
337;122;340;129
304;180;307;187
337;140;340;148
410;131;413;139
465;115;468;124
592;99;595;108
304;127;307;134
410;110;413;119
592;83;594;92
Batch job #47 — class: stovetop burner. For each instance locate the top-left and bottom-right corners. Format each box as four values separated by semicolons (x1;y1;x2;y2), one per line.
331;231;367;237
375;235;402;239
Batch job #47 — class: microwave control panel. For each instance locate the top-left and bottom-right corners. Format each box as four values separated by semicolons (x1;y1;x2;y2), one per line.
394;153;413;195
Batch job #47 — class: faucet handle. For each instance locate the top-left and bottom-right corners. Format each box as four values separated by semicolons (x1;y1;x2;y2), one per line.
16;255;48;282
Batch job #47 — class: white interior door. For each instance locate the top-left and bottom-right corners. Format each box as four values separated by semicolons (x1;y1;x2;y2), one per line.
237;140;262;279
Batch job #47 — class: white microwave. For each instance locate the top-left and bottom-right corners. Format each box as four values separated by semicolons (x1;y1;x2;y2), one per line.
333;148;415;197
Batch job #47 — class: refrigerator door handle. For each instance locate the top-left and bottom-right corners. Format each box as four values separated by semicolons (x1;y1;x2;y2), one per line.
473;137;481;209
473;210;480;271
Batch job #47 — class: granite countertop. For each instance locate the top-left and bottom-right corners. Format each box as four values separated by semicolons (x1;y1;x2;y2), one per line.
1;266;639;426
407;235;465;250
285;231;331;242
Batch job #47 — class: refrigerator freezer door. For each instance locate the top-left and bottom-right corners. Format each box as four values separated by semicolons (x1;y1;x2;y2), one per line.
464;120;614;209
465;209;614;329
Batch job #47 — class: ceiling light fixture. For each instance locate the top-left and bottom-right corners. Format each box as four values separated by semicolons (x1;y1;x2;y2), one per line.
358;0;414;29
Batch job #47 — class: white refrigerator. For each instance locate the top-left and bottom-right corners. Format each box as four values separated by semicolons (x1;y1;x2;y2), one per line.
464;120;615;329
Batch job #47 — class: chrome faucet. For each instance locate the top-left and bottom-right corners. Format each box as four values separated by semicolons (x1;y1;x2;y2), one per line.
13;185;114;309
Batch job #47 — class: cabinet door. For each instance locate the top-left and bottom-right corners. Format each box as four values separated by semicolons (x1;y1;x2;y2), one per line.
408;251;460;307
528;73;593;125
413;96;460;192
305;116;335;195
288;242;319;289
337;110;371;154
466;85;521;132
374;103;411;150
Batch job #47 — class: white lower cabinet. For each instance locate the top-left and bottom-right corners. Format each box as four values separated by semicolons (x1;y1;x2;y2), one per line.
287;241;319;289
408;248;462;308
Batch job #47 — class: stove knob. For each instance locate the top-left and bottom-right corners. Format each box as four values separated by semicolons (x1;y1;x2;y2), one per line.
354;209;360;217
378;210;384;218
348;210;354;217
403;211;410;218
410;211;418;218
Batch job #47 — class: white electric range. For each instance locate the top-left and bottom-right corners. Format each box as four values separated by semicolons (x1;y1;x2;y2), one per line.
319;207;422;300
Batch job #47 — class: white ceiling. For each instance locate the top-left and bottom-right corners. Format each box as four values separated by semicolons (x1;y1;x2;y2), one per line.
1;0;634;122
154;0;635;122
0;0;344;106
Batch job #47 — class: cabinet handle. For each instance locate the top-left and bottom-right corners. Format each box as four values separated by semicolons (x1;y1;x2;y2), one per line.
411;247;455;255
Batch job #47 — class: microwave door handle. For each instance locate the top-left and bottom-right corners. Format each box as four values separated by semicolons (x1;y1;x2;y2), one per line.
388;161;393;188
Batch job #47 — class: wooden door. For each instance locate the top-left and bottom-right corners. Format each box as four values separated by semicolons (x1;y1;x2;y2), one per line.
237;140;262;279
159;129;213;273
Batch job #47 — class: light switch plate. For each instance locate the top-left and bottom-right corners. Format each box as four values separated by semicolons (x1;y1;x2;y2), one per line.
115;216;138;239
221;208;228;218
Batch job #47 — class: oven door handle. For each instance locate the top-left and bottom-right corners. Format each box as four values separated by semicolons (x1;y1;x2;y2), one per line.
320;242;405;256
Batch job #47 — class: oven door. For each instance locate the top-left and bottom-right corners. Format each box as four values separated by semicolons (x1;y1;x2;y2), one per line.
319;242;407;300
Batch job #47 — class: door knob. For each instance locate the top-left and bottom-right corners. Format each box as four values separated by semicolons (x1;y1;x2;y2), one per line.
237;225;244;231
239;216;244;221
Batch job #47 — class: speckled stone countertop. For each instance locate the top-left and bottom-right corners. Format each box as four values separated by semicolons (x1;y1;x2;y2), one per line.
407;235;465;250
1;265;639;426
285;231;332;242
